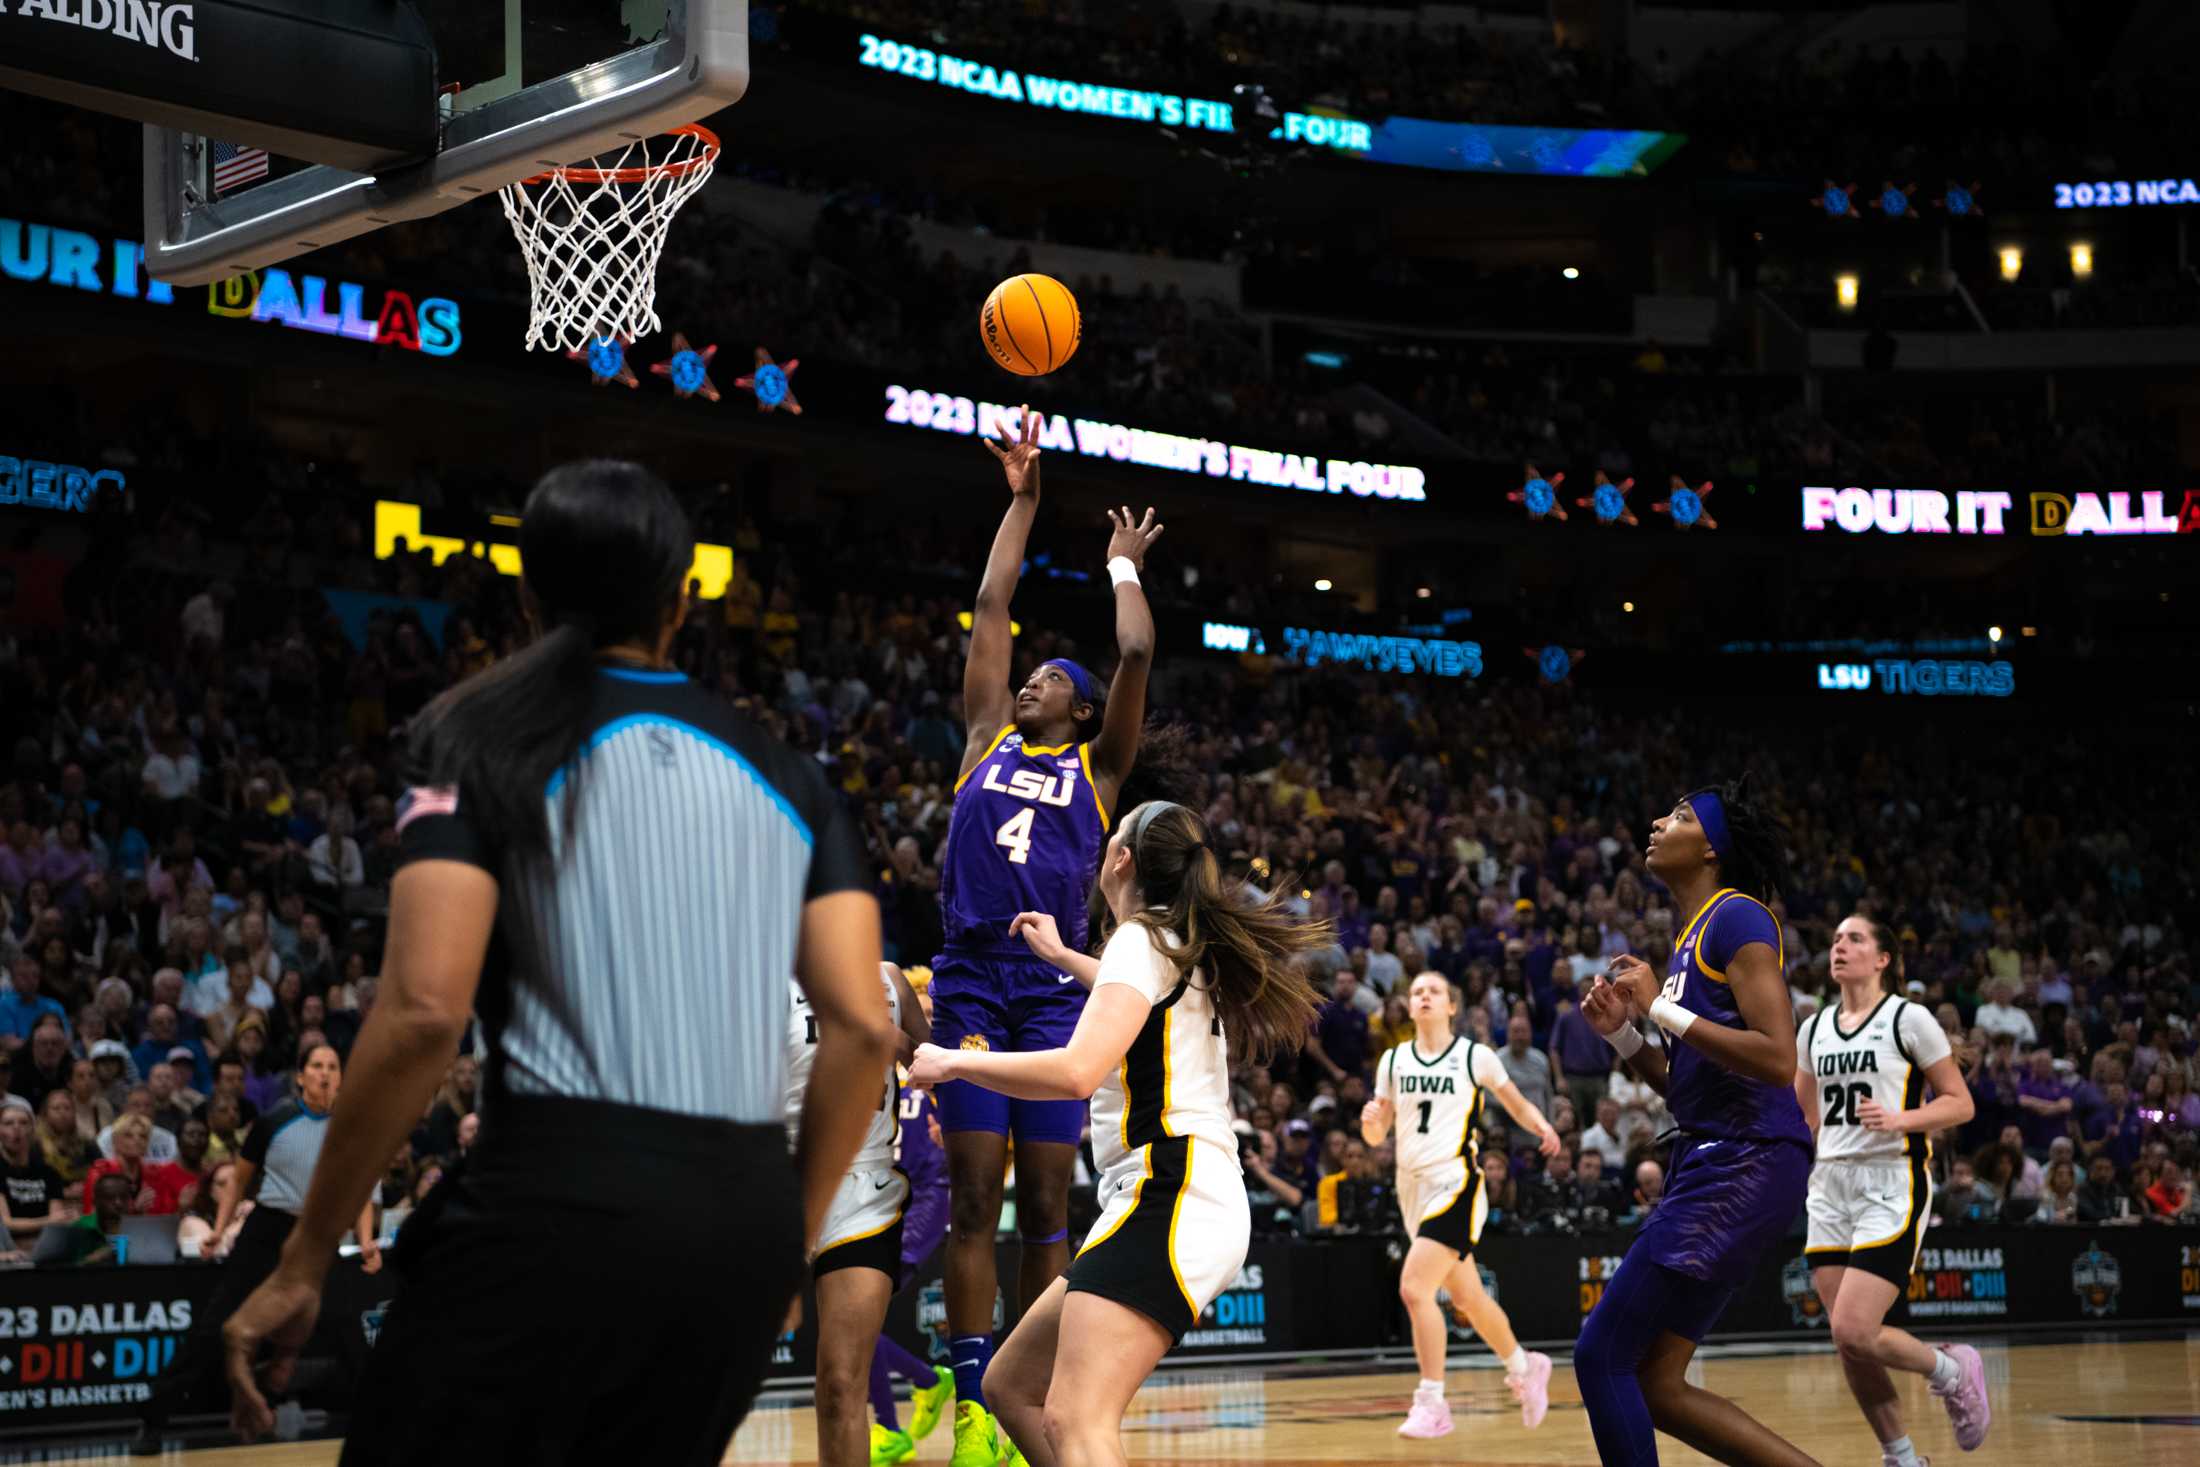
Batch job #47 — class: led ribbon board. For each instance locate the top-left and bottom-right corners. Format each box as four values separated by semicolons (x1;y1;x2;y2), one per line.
1816;660;2014;697
884;386;1426;503
1;216;461;356
855;34;1680;178
2053;178;2200;209
0;454;121;512
1203;621;1479;676
1202;622;1265;654
1280;627;1482;677
1801;486;2198;537
375;501;732;596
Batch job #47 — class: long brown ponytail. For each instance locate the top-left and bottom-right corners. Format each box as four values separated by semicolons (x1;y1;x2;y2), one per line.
1108;801;1331;1062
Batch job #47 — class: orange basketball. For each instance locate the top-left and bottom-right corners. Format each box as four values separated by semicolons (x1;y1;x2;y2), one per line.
980;273;1081;376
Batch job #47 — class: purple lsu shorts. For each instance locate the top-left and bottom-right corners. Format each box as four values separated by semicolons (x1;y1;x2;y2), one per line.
928;951;1088;1144
899;1177;950;1288
1631;1134;1811;1289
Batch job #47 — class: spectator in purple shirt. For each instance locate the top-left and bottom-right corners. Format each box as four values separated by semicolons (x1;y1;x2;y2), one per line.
35;819;99;912
2084;1080;2145;1173
1313;861;1350;923
1308;969;1374;1086
1425;916;1467;983
2016;1050;2077;1157
1548;986;1614;1123
1963;1033;2023;1150
1332;886;1369;957
0;822;39;903
1522;922;1559;989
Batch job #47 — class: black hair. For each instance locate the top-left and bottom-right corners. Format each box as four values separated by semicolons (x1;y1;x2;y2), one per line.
1070;685;1104;744
1111;720;1200;815
407;461;693;861
1085;722;1203;939
1706;772;1792;903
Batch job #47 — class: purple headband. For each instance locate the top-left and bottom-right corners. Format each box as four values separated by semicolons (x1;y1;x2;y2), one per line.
1686;788;1735;868
1042;657;1096;707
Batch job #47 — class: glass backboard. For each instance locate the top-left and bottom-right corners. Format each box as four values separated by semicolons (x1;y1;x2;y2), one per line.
143;1;746;286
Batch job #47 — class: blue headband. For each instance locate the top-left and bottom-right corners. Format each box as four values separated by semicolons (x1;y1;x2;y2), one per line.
1042;657;1097;707
1687;788;1735;868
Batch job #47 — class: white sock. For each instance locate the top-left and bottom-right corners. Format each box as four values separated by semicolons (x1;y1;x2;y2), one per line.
1417;1378;1444;1398
1928;1348;1961;1391
1883;1434;1921;1465
1501;1347;1529;1378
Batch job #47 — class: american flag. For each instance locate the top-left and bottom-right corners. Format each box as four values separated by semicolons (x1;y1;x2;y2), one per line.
395;785;460;835
210;140;268;196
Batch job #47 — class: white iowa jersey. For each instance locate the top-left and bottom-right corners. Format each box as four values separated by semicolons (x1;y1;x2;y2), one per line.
784;970;900;1169
1798;995;1950;1163
1086;922;1239;1181
1376;1036;1509;1175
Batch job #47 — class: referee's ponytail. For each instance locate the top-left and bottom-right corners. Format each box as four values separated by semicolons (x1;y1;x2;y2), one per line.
409;460;694;861
1110;801;1330;1063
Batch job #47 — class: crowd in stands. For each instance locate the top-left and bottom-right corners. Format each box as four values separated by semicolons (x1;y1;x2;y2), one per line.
3;430;2193;1269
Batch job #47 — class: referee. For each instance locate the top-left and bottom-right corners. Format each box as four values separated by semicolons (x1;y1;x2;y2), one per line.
221;461;896;1465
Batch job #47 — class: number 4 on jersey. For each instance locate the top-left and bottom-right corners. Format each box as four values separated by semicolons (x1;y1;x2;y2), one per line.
995;806;1036;865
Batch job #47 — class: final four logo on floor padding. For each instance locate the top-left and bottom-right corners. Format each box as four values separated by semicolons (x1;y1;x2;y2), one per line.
2071;1242;2123;1318
1782;1256;1827;1327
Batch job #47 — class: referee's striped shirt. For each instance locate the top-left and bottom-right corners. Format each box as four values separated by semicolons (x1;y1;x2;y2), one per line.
394;667;869;1124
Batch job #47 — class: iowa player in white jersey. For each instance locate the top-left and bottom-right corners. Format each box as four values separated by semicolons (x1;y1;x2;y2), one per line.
1794;916;1988;1467
908;801;1326;1467
788;963;931;1467
1362;971;1561;1438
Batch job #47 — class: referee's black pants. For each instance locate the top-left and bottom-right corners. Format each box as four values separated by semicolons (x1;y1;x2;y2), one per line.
140;1204;297;1428
339;1096;803;1467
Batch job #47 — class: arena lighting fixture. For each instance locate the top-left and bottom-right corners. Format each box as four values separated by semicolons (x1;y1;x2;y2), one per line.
2021;626;2038;637
1835;274;1859;311
1562;267;1580;280
1314;578;1333;591
1623;600;1635;613
2070;242;2094;279
1998;246;2024;282
1989;625;2004;644
1416;586;1432;598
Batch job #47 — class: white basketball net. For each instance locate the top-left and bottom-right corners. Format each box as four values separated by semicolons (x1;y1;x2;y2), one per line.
498;126;718;354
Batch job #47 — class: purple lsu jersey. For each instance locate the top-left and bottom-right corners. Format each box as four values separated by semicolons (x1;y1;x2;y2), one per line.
1662;888;1812;1146
938;725;1110;954
895;1083;947;1188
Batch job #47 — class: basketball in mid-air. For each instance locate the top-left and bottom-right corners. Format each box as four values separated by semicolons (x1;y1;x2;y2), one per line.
980;273;1082;376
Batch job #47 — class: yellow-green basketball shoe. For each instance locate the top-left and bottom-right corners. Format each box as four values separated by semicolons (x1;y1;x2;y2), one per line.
869;1423;915;1466
949;1400;1000;1467
995;1422;1029;1467
908;1365;955;1442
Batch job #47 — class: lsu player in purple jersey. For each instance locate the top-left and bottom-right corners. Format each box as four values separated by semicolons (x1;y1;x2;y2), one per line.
868;969;955;1466
1574;778;1823;1467
936;406;1164;1467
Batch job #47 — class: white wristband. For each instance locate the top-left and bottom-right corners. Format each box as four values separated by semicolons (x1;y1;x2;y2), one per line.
1649;996;1698;1038
1604;1022;1643;1058
1107;556;1139;588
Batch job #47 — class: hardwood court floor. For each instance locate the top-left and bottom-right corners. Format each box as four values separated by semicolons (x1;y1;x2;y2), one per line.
29;1333;2200;1465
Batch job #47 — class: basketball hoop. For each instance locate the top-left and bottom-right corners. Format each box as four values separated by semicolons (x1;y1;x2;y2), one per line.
499;123;720;354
